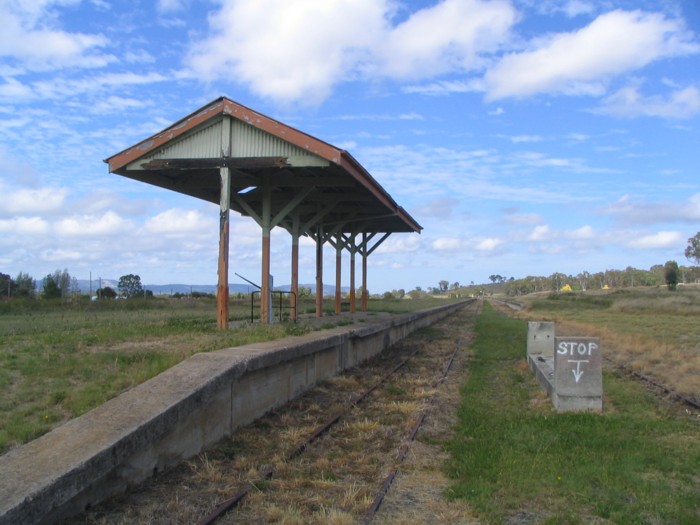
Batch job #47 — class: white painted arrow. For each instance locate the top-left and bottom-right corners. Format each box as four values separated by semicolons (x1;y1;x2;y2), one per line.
569;360;589;383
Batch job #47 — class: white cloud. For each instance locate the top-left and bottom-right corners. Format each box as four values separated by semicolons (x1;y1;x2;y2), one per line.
56;211;134;236
0;186;68;216
626;230;682;249
143;209;214;236
474;237;503;251
605;193;700;225
187;0;388;104
528;225;553;241
0;216;50;234
508;134;544;143
567;225;595;239
186;0;516;104
598;85;700;119
375;0;516;79
484;10;699;100
0;1;113;70
432;237;462;251
375;235;421;254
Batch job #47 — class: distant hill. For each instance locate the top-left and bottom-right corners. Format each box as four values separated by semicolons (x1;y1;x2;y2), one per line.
76;280;345;296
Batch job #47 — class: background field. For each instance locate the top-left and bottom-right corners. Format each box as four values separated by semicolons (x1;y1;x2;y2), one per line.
510;287;700;399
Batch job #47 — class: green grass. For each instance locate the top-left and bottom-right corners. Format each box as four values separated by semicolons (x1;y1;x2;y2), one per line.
0;295;454;454
445;301;700;524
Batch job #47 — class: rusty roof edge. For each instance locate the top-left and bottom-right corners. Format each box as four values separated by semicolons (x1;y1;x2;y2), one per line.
103;96;421;233
104;96;345;172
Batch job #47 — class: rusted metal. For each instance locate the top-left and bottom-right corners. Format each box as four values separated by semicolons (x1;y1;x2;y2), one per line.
195;465;273;525
605;356;700;410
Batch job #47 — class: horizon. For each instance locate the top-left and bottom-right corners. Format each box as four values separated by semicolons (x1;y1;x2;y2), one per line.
1;1;699;293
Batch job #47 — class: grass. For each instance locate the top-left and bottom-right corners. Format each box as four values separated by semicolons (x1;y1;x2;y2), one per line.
518;287;700;398
446;301;700;524
0;295;454;454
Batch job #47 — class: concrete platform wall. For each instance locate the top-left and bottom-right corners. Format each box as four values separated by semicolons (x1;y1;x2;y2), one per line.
0;301;469;525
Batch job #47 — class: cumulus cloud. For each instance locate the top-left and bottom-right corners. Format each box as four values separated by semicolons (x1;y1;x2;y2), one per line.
626;230;683;249
143;209;215;236
0;1;113;70
528;225;553;241
484;10;699;100
0;216;50;235
55;211;134;236
475;237;503;251
598;85;700;119
374;0;516;79
604;193;700;225
186;0;516;104
432;237;462;251
567;225;595;239
0;186;68;216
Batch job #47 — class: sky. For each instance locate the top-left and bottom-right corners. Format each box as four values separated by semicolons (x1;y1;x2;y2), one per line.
1;0;700;293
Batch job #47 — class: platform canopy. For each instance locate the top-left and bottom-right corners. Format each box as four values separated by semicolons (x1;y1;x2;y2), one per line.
105;97;422;237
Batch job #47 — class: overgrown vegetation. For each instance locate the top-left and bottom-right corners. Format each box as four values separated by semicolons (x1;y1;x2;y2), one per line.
446;302;700;524
519;287;700;398
0;296;448;454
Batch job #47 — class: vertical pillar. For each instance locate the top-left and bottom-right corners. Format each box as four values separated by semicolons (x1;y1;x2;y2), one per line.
261;186;271;324
349;234;356;314
290;215;299;322
361;232;368;312
315;227;323;318
217;167;231;329
335;234;342;315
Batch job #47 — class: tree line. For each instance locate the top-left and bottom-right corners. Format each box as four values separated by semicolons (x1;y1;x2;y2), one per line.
0;270;150;300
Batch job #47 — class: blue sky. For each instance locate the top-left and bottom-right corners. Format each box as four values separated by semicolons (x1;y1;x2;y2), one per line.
1;0;699;293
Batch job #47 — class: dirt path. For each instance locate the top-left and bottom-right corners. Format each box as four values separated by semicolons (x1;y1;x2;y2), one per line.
71;303;481;525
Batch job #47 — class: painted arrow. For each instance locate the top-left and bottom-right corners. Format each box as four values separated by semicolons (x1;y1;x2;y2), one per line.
569;360;589;383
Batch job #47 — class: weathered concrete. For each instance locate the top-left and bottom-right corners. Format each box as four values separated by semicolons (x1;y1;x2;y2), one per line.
553;336;603;412
527;321;555;358
0;301;469;525
527;324;603;413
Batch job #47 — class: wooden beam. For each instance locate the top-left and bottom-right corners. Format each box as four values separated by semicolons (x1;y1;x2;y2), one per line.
335;234;342;315
316;226;324;318
217;167;231;329
141;156;290;170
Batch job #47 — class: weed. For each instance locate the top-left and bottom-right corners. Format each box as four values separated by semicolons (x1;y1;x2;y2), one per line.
446;302;700;524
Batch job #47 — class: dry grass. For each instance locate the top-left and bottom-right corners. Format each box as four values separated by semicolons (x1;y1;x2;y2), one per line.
506;289;700;400
75;302;481;524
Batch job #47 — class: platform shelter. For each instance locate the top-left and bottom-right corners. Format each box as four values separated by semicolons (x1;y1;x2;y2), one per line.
105;97;422;328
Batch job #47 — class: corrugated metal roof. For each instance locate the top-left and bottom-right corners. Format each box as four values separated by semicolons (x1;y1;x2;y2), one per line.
105;96;422;235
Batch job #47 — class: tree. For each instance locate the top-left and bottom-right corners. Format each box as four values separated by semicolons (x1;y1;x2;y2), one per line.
438;280;449;293
118;274;144;298
685;232;700;264
0;272;10;299
664;260;679;291
13;272;36;298
42;269;76;299
97;286;117;299
42;274;62;299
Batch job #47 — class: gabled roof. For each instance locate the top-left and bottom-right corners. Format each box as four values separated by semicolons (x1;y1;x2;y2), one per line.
105;97;422;235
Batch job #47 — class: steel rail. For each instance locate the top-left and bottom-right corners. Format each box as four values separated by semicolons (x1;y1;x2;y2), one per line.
194;346;423;525
604;356;700;411
362;338;464;524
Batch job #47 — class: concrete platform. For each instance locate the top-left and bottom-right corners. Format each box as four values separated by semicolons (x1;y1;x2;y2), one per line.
0;301;469;525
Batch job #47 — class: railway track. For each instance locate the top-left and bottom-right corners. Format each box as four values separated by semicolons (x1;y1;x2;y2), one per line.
76;301;480;524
